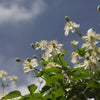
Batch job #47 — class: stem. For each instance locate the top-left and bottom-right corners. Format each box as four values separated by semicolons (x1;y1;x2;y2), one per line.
54;48;70;78
75;29;83;37
71;23;82;37
34;68;40;72
2;83;5;94
35;49;42;60
3;87;5;94
34;68;45;80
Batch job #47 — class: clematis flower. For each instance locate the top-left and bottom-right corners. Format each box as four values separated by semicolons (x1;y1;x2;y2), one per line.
46;62;61;69
0;70;7;81
23;59;39;73
47;40;64;58
71;40;79;46
82;28;100;42
64;21;80;36
71;52;82;64
36;40;48;50
39;40;48;50
82;28;100;50
8;75;18;84
42;51;49;61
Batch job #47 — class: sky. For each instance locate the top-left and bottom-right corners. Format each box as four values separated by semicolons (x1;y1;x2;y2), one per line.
0;0;100;96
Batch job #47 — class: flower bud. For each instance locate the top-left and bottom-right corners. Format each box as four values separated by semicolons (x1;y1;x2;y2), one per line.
33;55;37;59
30;43;35;49
65;16;70;22
16;58;21;62
36;42;40;47
26;58;31;62
97;5;100;12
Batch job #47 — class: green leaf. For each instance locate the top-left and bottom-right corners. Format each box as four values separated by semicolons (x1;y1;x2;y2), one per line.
20;93;43;100
43;93;55;100
46;73;64;86
36;67;62;78
2;90;21;99
71;67;90;80
41;85;51;93
19;94;31;100
59;49;67;60
28;84;37;96
35;69;44;77
32;93;43;100
87;81;100;88
77;47;86;57
53;88;65;97
41;59;54;67
41;61;47;66
45;67;62;73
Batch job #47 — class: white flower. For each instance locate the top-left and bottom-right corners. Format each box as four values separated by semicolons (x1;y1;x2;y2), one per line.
0;70;7;81
71;52;81;63
46;62;61;69
48;48;64;59
64;21;80;36
40;40;64;61
8;75;18;84
46;62;56;69
23;59;39;73
83;60;89;69
42;51;49;61
71;53;78;63
81;43;90;50
39;40;48;50
83;56;97;71
0;94;6;99
49;40;62;48
36;40;48;50
71;40;79;46
82;28;100;42
47;40;64;58
74;63;84;68
95;47;100;54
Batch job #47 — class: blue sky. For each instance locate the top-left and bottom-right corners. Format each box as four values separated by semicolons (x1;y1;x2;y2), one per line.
0;0;100;95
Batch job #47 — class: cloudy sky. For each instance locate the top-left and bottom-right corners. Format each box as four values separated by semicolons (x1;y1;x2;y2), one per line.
0;0;100;95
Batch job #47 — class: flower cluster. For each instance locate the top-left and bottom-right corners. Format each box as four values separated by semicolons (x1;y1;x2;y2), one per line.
20;40;64;73
0;70;18;84
0;70;18;99
35;40;64;61
70;28;100;72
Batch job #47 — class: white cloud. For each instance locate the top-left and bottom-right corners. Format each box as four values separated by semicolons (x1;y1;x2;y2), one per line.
4;85;29;96
4;75;45;95
17;85;29;95
0;0;47;23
